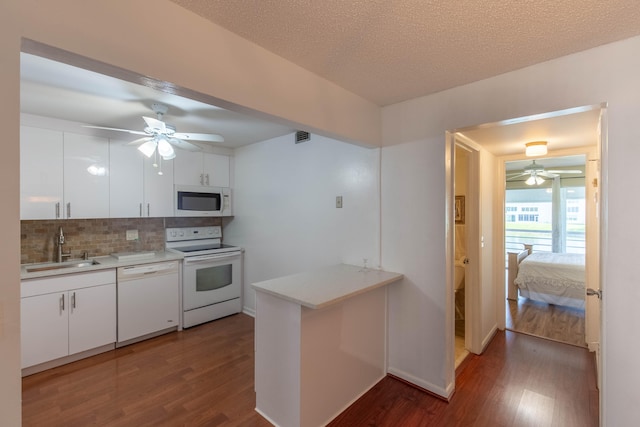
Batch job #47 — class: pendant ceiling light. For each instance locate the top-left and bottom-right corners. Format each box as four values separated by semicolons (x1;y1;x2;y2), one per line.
525;141;548;157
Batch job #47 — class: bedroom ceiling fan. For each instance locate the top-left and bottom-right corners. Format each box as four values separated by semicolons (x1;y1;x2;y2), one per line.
85;103;225;161
507;160;582;186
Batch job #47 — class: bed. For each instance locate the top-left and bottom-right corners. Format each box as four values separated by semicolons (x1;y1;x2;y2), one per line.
507;245;586;309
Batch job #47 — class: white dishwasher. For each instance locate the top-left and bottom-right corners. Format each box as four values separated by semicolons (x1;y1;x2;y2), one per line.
117;261;180;345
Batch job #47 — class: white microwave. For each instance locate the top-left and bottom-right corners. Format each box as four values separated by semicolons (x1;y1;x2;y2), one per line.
174;185;232;217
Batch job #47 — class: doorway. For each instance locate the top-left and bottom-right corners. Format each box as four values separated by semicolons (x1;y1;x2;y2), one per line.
504;154;589;347
447;105;605;384
454;144;470;367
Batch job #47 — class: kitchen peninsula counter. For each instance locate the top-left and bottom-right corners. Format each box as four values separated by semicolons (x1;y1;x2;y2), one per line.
252;264;403;427
252;263;403;309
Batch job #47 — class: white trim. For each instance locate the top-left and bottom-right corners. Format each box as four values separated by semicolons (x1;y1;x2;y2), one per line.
242;306;256;317
387;367;453;399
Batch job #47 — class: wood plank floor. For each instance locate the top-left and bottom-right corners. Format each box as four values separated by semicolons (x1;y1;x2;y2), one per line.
329;331;599;427
506;297;586;347
22;314;271;427
23;314;598;426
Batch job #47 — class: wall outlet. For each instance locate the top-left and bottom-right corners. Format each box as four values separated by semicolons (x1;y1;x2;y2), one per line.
126;229;139;241
336;196;343;208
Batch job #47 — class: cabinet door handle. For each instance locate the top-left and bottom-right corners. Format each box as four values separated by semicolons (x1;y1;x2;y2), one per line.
72;292;76;309
147;203;150;216
139;203;143;217
55;202;60;218
205;173;210;186
60;294;65;314
66;202;71;218
200;173;204;186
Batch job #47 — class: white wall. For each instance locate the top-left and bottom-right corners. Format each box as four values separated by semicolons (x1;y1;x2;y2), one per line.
382;36;640;425
224;134;380;313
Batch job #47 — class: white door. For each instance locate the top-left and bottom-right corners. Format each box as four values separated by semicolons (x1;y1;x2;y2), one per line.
20;126;64;220
63;132;110;218
68;283;116;355
109;140;144;218
203;153;230;187
585;109;606;388
21;292;69;368
143;156;174;217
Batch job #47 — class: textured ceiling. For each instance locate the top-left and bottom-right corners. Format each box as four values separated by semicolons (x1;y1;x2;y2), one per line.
170;0;640;106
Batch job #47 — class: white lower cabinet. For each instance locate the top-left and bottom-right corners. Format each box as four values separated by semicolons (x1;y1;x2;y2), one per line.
21;292;69;367
21;270;116;369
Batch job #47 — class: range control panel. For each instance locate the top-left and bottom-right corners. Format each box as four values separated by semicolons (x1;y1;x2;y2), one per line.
165;226;222;242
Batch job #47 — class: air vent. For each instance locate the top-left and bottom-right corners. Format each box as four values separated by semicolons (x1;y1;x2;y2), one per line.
295;131;310;144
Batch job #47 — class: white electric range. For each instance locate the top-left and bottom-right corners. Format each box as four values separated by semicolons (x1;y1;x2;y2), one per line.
166;226;242;328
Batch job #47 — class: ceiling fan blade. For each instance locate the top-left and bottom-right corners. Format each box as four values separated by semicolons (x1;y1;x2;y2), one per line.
173;132;225;143
506;173;529;181
546;169;583;174
142;116;166;133
539;172;559;178
126;137;153;146
82;125;148;136
168;138;201;152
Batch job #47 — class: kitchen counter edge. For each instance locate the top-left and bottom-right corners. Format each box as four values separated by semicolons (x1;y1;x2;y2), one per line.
21;251;184;280
252;263;403;310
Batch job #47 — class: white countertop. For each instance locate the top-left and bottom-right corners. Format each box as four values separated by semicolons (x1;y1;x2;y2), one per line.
252;264;403;309
20;251;184;280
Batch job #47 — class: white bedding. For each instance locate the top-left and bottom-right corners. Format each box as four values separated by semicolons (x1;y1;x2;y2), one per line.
514;252;585;309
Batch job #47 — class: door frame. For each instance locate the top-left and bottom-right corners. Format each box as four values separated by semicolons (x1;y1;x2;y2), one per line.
496;145;598;329
446;104;608;406
446;131;482;383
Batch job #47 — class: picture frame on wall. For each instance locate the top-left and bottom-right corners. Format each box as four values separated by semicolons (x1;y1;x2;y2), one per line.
455;195;465;224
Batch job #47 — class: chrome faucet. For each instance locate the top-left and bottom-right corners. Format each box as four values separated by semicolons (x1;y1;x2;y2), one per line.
56;227;71;263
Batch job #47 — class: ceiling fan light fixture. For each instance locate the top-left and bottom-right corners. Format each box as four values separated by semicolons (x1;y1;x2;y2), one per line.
525;175;545;186
138;140;157;158
525;141;547;157
157;138;175;159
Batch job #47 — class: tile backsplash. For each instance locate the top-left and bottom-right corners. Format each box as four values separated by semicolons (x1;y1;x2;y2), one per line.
21;217;222;264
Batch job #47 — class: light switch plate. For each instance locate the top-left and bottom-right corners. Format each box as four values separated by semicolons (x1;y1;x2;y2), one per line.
336;196;343;208
126;229;139;241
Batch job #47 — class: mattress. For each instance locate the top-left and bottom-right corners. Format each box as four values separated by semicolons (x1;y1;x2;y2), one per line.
514;252;586;309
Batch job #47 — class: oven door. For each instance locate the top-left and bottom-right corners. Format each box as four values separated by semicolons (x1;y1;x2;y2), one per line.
182;252;242;311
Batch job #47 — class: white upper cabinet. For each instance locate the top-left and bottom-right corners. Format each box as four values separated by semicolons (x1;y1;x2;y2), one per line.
109;140;144;218
143;155;174;217
20;126;64;219
109;141;175;218
203;152;230;188
174;152;230;187
21;117;222;220
63;132;110;219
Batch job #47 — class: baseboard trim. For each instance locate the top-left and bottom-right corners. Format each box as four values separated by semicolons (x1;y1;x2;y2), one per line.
480;325;499;353
22;343;115;377
243;306;256;317
386;367;451;400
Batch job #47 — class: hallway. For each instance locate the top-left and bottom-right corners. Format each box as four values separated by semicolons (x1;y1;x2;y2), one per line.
330;330;598;426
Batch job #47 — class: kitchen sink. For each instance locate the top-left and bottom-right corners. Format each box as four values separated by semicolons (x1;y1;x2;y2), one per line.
25;260;100;273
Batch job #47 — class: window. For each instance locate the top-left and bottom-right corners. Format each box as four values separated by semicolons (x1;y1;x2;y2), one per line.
505;186;585;255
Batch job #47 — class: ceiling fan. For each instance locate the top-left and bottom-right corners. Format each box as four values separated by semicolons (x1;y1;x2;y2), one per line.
507;160;582;186
85;103;224;161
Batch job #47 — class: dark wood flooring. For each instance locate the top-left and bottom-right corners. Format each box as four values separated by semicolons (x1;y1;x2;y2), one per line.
23;314;598;427
330;331;599;427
